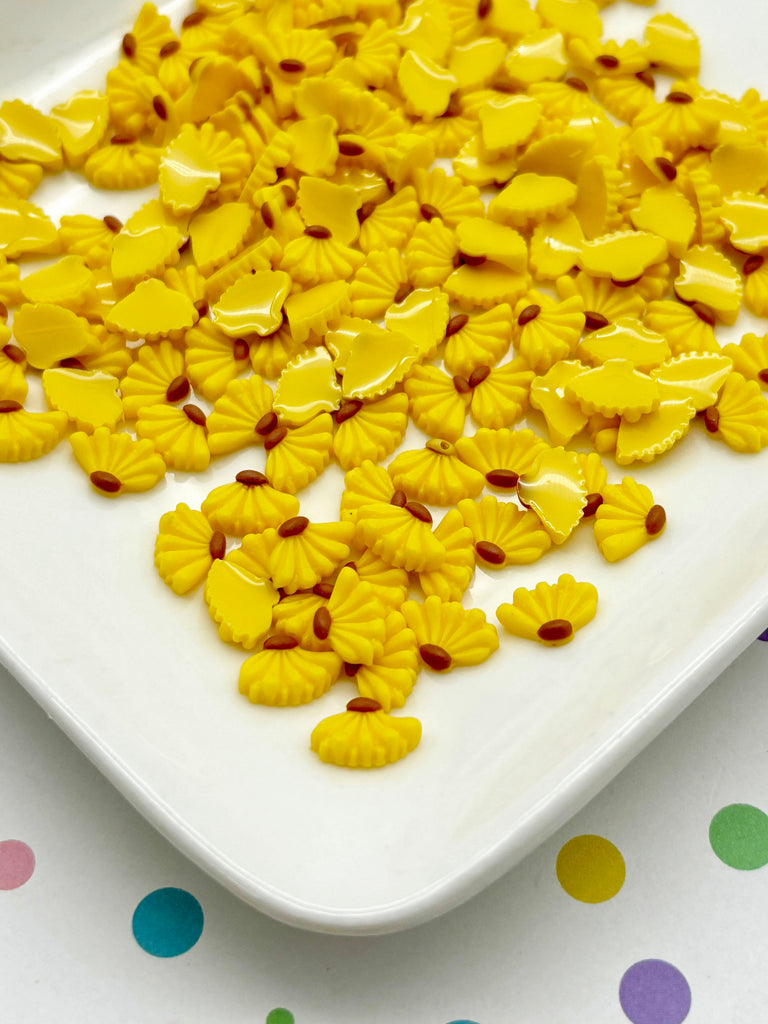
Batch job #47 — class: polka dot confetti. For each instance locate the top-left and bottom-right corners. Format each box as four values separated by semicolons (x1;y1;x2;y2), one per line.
757;628;768;642
266;1011;295;1024
619;959;691;1024
0;839;35;890
709;803;768;870
132;887;204;958
556;834;625;903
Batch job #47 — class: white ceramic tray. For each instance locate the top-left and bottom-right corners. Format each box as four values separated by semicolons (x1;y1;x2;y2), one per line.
2;0;768;934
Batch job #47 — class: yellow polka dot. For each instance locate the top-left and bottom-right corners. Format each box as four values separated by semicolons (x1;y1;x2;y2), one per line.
556;834;625;903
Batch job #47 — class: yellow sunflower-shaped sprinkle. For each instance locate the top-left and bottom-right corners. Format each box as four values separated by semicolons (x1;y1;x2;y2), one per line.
592;72;657;125
529;360;589;446
339;460;396;524
204;559;279;649
443;304;514;378
240;637;342;705
120;2;175;75
0;402;67;462
355;498;446;573
632;88;719;161
0;155;43;200
556;270;646;325
513;292;585;374
155;503;225;596
264;413;334;494
295;174;362;246
742;255;768;318
576;317;670;373
350;548;411;611
0;342;27;404
468;358;535;430
257;517;356;594
78;325;133;381
249;320;305;380
310;697;422;768
455;427;550;491
388;438;485;506
574;451;608;520
702;372;768;453
413;166;484;228
121;341;186;420
404;218;458;289
458;495;552;569
349;247;409;320
497;573;598;647
83;136;160;191
642;299;720;356
206;375;274;457
404;364;470;442
358;185;419;255
351;611;419;712
316;565;387;665
271;589;333;652
675;245;742;326
723;333;768;387
417;507;475;602
332;392;409;470
593;477;666;562
402;595;499;672
69;427;166;496
135;402;211;472
202;470;300;536
567;35;649;78
280;231;364;288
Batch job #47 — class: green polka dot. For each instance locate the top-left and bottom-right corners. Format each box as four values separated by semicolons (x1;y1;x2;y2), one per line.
710;803;768;870
266;1010;294;1024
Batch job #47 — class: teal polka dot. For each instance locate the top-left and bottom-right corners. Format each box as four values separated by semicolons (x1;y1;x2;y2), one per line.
710;804;768;870
132;887;204;957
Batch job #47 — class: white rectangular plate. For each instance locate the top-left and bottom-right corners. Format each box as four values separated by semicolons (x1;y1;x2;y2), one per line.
2;0;768;934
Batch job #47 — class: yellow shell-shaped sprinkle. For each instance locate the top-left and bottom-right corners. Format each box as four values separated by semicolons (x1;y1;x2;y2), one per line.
353;610;419;712
242;645;342;707
184;318;251;403
443;262;530;312
417;507;476;603
402;595;499;670
12;304;97;370
404;364;470;443
83;138;160;191
265;413;334;494
722;333;768;387
121;341;186;420
135;403;211;472
310;703;422;768
210;270;291;338
280;233;364;288
565;359;660;422
488;173;577;229
21;255;95;312
350;247;409;320
413;166;484;228
443;304;513;377
154;503;220;596
556;270;646;323
264;520;356;595
0;195;59;259
339;459;395;522
42;368;122;433
579;230;668;283
458;495;552;568
388;440;485;506
0;405;67;462
106;278;197;341
704;372;768;453
271;591;332;652
497;573;598;646
274;348;342;427
284;280;350;344
615;397;696;465
352;548;411;611
455;427;550;490
332;392;409;469
649;353;732;411
514;293;585;374
204;559;279;649
206;375;273;457
593;477;666;562
642;299;720;356
528;359;589;445
358;186;419;255
202;473;300;536
469;357;535;430
404;218;458;289
517;446;587;545
159;123;221;213
69;426;166;495
355;502;446;573
324;565;387;665
674;244;742;325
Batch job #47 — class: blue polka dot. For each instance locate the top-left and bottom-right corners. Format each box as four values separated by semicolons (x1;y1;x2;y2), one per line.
758;627;768;642
132;887;204;958
446;1020;480;1023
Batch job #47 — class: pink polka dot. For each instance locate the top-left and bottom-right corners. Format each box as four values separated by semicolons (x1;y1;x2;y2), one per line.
0;840;36;890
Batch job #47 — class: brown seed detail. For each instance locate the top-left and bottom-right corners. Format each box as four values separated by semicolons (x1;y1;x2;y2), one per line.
236;469;268;486
313;606;332;640
405;500;432;524
165;375;190;403
194;299;209;319
453;374;471;394
565;76;588;92
159;40;180;58
636;69;655;89
476;0;492;18
338;140;365;156
612;275;642;288
209;531;227;561
596;54;620;69
2;343;25;364
443;93;462;118
468;365;490;388
122;32;137;57
419;643;452;671
264;425;287;450
485;468;519;488
667;90;693;104
0;399;22;413
178;236;191;256
279;58;306;73
152;95;168;121
263;634;299;650
357;200;377;224
260;202;275;230
255;411;278;436
420;202;441;221
459;251;487;267
183;403;206;426
703;406;720;433
390;489;408;507
334;399;363;424
346;696;381;712
655;156;677;181
103;214;122;233
110;134;135;145
60;356;85;370
584;310;609;331
313;582;334;599
645;503;666;535
691;302;716;326
182;10;206;27
281;183;296;207
744;254;765;276
90;470;121;493
582;492;604;518
232;338;249;361
518;303;541;326
394;282;412;304
537;618;573;642
475;540;505;565
445;313;469;337
343;662;361;677
304;224;332;239
758;369;768;385
0;300;8;319
277;515;310;538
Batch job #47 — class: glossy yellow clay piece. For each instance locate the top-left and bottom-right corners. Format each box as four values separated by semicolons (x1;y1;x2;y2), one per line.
274;349;341;427
719;193;768;254
12;304;97;370
201;472;300;537
264;414;334;495
488;173;577;229
205;376;274;457
417;508;476;603
69;427;166;496
645;14;700;78
455;219;527;274
339;459;395;524
479;95;542;157
310;699;422;769
674;245;742;326
594;477;667;562
189;202;255;276
155;503;223;596
296;176;361;246
413;167;484;229
529;213;584;280
578;231;668;283
358;186;419;256
241;643;342;707
286;116;338;179
135;403;211;473
332;392;409;470
84;137;160;191
322;566;387;666
517;447;587;545
159;123;221;213
743;257;768;318
42;368;122;433
722;334;768;387
0;99;63;169
565;359;660;422
355;501;446;574
385;288;449;361
49;90;108;166
458;495;551;569
443;305;513;377
397;51;457;121
443;263;529;312
0;195;59;259
0;404;67;462
21;255;95;311
710;141;768;197
0;341;27;404
505;27;568;87
404;219;458;289
650;353;732;411
389;438;485;506
629;186;696;260
529;361;589;446
210;270;291;337
106;278;197;341
204;560;279;649
353;611;419;712
496;574;598;647
455;427;550;491
284;280;350;345
703;373;768;453
402;595;499;671
577;318;671;373
615;397;696;465
341;325;421;400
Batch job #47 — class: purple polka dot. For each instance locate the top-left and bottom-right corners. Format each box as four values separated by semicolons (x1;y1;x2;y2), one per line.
758;627;768;642
0;840;35;890
620;960;691;1024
